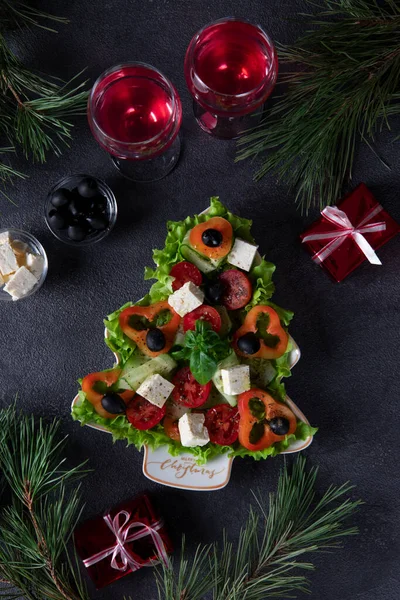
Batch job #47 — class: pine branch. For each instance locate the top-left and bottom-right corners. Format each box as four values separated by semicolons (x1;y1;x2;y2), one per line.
0;405;90;600
155;456;361;600
236;0;400;212
0;3;88;196
0;0;68;32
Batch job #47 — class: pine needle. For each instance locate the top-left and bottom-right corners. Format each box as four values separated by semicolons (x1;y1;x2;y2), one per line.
0;3;88;195
154;455;362;600
0;405;90;600
236;0;400;212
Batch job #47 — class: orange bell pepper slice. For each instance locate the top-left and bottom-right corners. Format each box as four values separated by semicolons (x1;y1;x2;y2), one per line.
189;217;233;260
238;388;297;452
119;301;180;358
233;305;288;359
82;368;134;419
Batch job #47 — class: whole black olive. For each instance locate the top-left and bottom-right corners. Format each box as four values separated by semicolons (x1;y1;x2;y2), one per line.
205;280;225;304
67;224;86;242
90;194;107;213
87;215;108;231
268;417;290;436
201;228;223;247
68;196;87;218
49;211;67;230
51;188;70;208
237;332;261;355
101;392;126;414
146;328;166;352
78;177;99;198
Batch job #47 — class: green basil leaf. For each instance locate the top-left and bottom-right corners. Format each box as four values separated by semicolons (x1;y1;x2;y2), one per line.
190;350;217;385
171;348;189;361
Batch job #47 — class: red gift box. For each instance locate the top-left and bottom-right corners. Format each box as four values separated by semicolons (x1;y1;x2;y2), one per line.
300;183;399;282
74;494;172;589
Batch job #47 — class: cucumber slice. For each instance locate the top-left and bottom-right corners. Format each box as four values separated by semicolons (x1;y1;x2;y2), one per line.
241;357;277;388
215;305;232;337
180;231;225;274
202;385;229;409
212;352;239;407
181;243;216;274
119;354;177;391
121;352;150;372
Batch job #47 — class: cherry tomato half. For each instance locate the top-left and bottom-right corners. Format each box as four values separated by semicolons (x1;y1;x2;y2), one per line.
163;416;181;441
126;394;166;430
219;269;252;310
205;404;240;445
171;366;211;408
170;261;203;291
183;305;222;333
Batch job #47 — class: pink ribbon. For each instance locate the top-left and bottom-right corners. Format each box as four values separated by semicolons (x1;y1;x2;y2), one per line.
302;203;387;265
83;510;169;572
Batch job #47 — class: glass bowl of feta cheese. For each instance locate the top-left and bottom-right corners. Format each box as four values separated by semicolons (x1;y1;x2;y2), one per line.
0;229;48;302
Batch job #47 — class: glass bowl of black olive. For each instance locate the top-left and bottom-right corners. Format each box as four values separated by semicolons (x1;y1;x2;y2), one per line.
45;174;117;246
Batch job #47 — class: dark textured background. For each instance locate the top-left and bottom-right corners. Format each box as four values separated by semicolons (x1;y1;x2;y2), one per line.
1;1;399;599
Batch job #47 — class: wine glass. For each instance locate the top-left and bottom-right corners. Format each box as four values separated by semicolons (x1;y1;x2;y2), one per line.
88;62;182;182
184;17;278;139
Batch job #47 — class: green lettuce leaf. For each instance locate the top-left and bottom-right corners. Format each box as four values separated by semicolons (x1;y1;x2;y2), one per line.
72;394;316;465
244;259;294;327
272;338;294;380
103;302;136;364
266;301;294;327
246;258;276;308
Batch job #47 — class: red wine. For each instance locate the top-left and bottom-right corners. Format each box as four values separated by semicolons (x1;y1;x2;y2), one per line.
195;23;270;96
95;70;173;144
185;19;277;117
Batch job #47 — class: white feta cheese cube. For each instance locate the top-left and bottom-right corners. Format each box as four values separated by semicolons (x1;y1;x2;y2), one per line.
12;240;28;267
26;253;44;280
3;266;38;300
0;242;19;276
178;413;210;447
0;231;11;245
136;374;175;408
227;238;259;272
168;281;204;317
221;364;251;395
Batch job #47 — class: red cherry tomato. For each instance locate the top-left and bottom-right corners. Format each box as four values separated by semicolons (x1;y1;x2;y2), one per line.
183;305;222;333
126;395;166;430
205;404;240;445
170;261;202;291
172;367;211;408
163;416;181;441
219;270;252;310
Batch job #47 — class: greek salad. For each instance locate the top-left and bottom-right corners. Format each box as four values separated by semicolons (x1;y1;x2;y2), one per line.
72;198;316;463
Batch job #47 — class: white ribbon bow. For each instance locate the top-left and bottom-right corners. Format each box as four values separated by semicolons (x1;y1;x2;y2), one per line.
302;203;387;265
83;510;168;572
